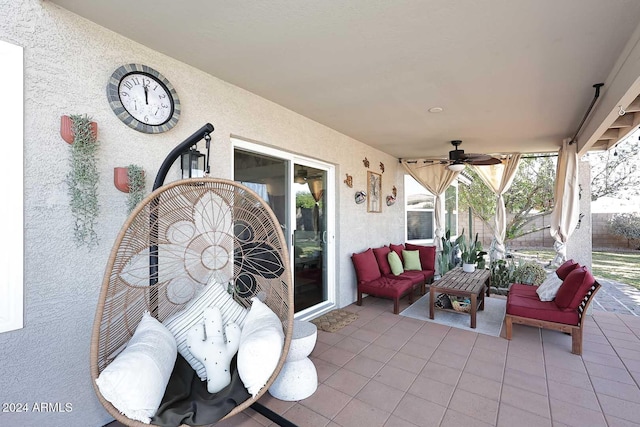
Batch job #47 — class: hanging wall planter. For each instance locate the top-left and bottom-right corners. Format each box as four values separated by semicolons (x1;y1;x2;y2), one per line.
114;167;130;193
113;164;146;213
66;114;100;248
61;114;98;144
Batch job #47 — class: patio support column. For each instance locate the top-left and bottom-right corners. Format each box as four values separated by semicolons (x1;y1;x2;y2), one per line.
567;159;593;270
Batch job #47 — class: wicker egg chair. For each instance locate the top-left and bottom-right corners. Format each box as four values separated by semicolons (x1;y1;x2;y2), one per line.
90;177;294;427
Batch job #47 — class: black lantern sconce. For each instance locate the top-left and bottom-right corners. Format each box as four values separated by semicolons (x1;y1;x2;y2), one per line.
181;148;206;178
180;132;211;179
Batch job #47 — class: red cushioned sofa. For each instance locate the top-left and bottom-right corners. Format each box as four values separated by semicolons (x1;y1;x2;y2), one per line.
351;243;436;314
505;259;601;355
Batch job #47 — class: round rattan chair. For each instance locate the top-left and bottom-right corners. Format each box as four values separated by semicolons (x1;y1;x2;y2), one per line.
90;178;294;427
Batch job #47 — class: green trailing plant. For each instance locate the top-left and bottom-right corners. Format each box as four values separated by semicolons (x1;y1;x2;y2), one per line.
513;261;548;286
126;164;146;214
66;114;99;248
459;230;487;268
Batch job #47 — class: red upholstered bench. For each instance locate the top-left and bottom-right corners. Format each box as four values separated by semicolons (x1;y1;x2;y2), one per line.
351;244;436;314
505;260;601;355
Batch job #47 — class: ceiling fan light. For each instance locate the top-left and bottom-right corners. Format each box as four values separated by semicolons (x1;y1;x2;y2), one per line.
448;162;465;172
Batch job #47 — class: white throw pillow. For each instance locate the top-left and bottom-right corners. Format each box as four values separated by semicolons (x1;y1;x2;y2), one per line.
163;281;248;380
95;312;177;424
536;275;564;302
237;297;285;397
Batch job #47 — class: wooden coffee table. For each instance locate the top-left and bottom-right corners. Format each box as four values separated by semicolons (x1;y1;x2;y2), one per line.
429;267;491;329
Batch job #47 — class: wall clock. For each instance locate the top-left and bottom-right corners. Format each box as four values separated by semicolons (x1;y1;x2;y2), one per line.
106;64;181;133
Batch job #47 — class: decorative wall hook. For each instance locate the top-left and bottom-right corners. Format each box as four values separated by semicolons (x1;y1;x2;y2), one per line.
379;162;385;173
392;185;397;198
344;173;353;188
363;157;370;168
618;105;626;116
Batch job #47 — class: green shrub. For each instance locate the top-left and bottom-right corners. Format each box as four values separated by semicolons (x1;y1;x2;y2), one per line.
514;261;547;285
609;213;640;249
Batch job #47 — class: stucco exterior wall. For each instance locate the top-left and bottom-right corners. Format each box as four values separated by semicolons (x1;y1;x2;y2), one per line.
0;1;405;425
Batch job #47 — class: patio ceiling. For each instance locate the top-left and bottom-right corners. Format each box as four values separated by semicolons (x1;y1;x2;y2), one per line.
50;0;640;159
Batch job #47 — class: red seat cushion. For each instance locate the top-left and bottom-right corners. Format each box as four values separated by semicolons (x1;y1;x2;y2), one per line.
554;266;596;310
351;248;381;283
358;276;414;299
507;292;579;326
405;243;436;271
393;270;424;286
555;259;579;280
373;246;392;275
389;243;405;262
509;283;540;298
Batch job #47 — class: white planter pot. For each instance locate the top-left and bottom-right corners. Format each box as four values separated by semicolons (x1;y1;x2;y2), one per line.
462;263;476;273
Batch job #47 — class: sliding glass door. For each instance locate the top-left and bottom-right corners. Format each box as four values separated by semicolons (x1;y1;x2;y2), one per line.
234;141;334;316
292;163;328;311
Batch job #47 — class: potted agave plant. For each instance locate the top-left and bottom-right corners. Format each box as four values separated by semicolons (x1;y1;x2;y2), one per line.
460;231;487;273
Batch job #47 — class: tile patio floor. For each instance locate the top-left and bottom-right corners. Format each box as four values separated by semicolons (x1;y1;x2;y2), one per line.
223;283;640;427
108;278;640;427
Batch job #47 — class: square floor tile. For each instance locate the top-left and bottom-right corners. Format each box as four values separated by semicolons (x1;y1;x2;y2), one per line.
299;384;351;419
393;393;446;427
356;380;406;413
324;368;370;397
448;388;498;425
333;398;391;427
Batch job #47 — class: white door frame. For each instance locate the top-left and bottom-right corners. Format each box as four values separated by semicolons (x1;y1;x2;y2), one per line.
232;138;336;319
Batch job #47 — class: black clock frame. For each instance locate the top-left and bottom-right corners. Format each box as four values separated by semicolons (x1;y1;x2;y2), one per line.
106;64;181;134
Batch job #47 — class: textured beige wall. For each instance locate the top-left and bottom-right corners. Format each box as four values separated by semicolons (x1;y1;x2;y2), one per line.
0;1;404;425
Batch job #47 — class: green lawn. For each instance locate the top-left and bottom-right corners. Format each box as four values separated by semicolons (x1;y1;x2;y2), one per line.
515;249;640;291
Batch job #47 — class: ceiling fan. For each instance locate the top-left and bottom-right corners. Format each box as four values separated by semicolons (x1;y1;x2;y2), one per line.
421;140;502;171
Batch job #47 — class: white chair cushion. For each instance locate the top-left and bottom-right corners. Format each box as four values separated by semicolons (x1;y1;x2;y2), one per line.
95;312;177;424
536;275;564;302
163;281;248;380
237;297;285;397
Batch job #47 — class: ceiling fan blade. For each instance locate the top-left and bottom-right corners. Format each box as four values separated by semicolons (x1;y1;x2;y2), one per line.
415;159;448;168
468;157;502;166
461;153;494;161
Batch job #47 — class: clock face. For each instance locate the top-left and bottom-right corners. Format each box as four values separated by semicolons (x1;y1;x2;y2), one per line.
107;64;180;133
119;72;173;126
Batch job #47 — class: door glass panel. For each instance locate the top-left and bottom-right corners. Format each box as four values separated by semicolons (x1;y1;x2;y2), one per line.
293;164;327;311
234;150;288;243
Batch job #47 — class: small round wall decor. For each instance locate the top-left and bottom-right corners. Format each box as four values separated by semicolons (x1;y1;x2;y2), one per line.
355;191;367;204
107;64;181;133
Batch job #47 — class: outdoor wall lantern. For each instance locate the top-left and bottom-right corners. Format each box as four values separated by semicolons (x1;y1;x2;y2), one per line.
181;148;206;178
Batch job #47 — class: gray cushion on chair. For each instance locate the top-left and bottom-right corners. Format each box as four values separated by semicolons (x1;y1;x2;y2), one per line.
151;354;250;427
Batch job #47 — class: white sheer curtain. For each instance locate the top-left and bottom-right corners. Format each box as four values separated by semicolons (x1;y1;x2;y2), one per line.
401;160;459;251
471;154;521;261
550;140;579;265
307;179;324;236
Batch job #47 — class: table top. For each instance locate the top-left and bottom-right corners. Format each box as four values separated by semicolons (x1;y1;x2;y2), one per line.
432;267;490;294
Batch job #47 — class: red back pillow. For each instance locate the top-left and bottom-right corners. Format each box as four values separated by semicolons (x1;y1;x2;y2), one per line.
389;244;405;262
373;246;392;275
351;248;382;283
554;266;595;310
405;243;436;271
556;259;579;280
